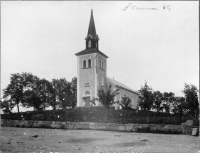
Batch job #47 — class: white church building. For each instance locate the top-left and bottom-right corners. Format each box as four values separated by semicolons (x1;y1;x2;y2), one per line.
75;10;139;110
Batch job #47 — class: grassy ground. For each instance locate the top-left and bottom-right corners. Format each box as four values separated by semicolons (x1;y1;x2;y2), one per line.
0;127;199;153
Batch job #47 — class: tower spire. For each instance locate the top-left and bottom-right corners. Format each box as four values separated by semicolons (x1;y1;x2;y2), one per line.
87;10;97;39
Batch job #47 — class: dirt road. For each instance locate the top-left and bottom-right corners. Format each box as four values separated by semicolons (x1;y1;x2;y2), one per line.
0;127;199;153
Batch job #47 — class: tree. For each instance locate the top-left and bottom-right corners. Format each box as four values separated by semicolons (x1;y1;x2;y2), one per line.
50;79;61;110
162;92;175;113
2;72;36;113
1;99;15;114
55;78;68;109
22;76;44;111
51;78;73;109
172;96;186;116
38;79;53;110
69;77;77;109
138;81;154;124
97;85;119;108
152;91;163;113
119;95;132;110
182;83;199;118
138;81;154;111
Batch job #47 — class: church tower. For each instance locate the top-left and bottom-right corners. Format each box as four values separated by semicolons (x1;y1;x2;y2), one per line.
75;10;108;107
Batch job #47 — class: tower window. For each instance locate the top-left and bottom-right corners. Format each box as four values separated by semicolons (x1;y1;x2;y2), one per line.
100;60;102;69
83;60;86;68
88;40;91;48
102;77;104;87
88;59;92;68
99;60;104;70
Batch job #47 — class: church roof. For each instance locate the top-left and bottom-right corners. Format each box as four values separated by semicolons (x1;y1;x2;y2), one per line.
86;10;98;40
107;77;139;95
75;48;108;59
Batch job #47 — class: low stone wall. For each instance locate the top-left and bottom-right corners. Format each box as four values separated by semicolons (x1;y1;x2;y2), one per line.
1;119;193;135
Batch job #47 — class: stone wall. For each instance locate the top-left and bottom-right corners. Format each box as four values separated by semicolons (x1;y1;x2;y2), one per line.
1;119;194;135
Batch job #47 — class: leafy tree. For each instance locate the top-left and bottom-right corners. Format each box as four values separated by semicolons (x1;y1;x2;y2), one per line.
152;91;163;113
2;72;36;113
97;85;119;108
172;96;186;116
22;76;44;111
182;83;199;118
38;79;53;110
23;90;43;111
69;77;77;109
162;92;175;113
50;79;61;110
138;81;154;111
119;95;132;110
138;81;154;124
1;99;15;114
51;78;73;109
50;77;77;110
55;78;69;109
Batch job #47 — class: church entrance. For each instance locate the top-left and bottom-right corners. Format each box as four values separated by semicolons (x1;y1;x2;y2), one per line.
83;90;91;107
83;96;91;107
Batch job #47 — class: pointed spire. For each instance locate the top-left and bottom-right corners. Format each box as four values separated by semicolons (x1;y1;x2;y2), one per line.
87;10;97;39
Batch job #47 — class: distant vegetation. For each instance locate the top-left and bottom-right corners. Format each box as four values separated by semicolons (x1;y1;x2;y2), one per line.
1;72;199;124
138;81;199;122
1;72;77;113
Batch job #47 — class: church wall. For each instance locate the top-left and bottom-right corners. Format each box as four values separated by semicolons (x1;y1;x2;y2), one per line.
96;54;107;89
95;54;107;106
78;54;96;107
118;89;139;109
107;80;139;109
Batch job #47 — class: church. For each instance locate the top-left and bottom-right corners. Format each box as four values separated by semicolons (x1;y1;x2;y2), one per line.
75;10;139;110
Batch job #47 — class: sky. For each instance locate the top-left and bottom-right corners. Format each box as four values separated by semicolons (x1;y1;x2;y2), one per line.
1;1;199;112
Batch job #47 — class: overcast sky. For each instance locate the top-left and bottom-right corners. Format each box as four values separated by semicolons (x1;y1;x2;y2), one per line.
1;1;199;112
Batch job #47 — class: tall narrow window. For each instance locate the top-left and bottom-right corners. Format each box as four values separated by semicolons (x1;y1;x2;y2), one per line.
88;40;91;48
102;62;104;70
88;59;91;68
83;60;86;68
102;77;104;87
100;60;102;69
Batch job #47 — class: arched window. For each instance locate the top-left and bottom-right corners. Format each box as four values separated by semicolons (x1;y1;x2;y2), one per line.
85;90;90;95
83;60;86;68
88;59;91;68
88;40;91;48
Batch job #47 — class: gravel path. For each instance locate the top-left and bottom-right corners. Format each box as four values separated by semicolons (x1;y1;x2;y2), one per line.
0;127;199;153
